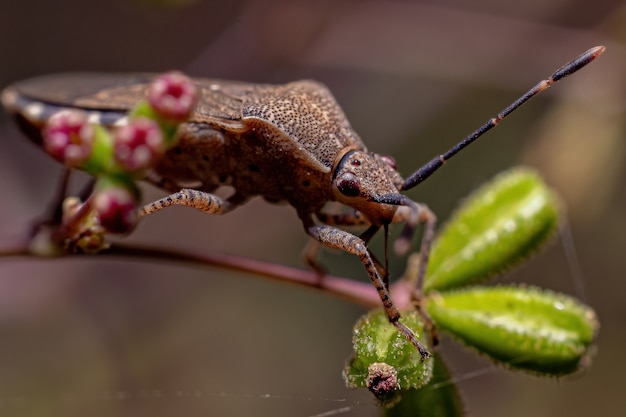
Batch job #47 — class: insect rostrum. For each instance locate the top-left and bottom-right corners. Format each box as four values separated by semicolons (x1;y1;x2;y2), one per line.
1;46;605;360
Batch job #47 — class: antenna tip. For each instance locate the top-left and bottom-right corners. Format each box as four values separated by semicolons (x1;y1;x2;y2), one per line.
552;45;606;81
590;45;607;58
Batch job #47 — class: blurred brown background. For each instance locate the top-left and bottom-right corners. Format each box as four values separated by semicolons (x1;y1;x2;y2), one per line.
0;1;623;416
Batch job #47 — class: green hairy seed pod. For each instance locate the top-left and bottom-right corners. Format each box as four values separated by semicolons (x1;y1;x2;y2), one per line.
344;310;433;403
425;168;559;293
425;286;598;375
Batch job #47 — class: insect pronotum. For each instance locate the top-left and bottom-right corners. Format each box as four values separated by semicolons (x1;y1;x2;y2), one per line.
1;46;605;360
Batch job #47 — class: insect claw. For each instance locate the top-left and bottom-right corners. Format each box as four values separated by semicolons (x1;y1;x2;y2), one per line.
395;320;431;361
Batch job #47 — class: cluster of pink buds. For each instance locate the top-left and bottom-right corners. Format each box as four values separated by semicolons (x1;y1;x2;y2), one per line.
42;71;198;239
114;117;164;173
148;71;198;122
43;110;95;167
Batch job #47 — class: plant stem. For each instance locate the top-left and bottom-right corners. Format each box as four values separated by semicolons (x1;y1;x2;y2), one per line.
0;236;416;310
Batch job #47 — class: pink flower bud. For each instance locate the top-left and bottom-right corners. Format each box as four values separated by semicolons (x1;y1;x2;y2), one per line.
43;110;95;166
93;186;138;234
114;117;165;172
148;71;198;121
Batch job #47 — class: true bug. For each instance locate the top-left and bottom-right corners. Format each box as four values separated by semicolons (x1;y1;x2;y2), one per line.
1;46;605;360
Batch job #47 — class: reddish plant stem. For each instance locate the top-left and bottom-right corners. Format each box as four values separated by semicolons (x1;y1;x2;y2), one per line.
0;236;419;310
103;243;384;308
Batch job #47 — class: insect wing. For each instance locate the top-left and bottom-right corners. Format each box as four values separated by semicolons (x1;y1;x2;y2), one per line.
9;73;152;111
2;73;261;144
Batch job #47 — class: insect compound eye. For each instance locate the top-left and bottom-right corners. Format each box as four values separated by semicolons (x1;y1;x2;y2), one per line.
336;172;361;197
380;155;397;170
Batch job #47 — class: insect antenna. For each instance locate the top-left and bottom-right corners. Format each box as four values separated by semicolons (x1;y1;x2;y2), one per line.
401;45;606;191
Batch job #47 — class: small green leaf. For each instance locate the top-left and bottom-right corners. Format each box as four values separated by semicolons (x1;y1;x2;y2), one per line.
344;310;433;404
424;286;598;375
425;167;559;292
83;125;114;175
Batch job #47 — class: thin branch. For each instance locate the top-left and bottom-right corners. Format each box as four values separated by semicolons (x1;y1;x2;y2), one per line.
0;235;409;310
104;243;382;308
0;237;32;257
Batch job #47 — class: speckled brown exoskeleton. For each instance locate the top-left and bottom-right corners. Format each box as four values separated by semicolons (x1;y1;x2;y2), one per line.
1;46;605;359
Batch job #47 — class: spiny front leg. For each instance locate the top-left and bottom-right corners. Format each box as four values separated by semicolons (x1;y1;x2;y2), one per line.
307;208;387;283
304;224;387;286
305;209;373;278
139;188;235;217
315;210;386;276
307;224;430;360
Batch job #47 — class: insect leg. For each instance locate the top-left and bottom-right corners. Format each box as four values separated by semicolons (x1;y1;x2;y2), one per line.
139;189;237;217
309;210;369;270
374;196;439;345
313;211;388;283
304;211;369;278
359;225;389;287
304;221;381;263
305;224;389;288
307;224;430;360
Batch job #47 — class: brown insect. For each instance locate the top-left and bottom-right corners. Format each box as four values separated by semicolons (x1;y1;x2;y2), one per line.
1;46;605;360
